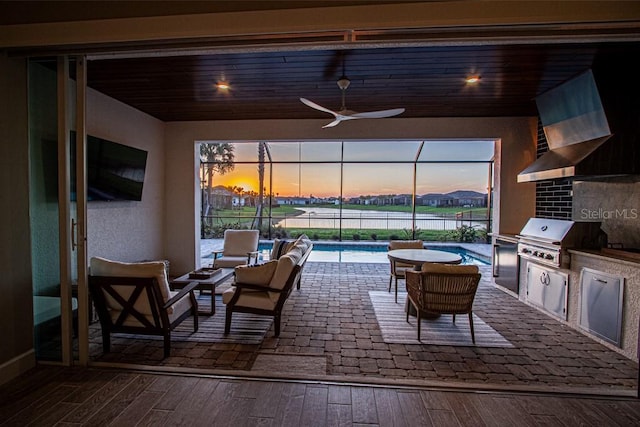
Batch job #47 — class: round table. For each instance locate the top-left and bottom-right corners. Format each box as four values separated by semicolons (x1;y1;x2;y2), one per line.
387;249;462;270
387;249;463;319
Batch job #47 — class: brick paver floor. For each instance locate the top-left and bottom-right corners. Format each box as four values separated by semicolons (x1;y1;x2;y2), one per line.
89;262;639;395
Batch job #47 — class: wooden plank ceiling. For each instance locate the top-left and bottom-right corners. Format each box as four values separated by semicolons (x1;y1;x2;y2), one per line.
86;42;638;122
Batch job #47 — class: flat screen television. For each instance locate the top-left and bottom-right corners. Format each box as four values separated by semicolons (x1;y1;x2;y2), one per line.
71;132;148;201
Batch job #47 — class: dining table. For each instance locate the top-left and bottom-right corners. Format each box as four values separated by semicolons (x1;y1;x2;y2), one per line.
387;248;462;270
387;248;463;319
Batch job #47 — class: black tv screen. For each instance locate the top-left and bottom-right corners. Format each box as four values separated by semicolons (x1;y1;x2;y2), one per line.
87;135;148;201
71;132;148;201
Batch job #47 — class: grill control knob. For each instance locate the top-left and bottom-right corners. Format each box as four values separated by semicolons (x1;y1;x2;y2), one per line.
545;254;554;260
538;252;545;258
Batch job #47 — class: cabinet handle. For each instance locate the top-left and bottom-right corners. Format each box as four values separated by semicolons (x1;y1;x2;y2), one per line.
492;244;499;277
594;277;608;284
71;218;77;251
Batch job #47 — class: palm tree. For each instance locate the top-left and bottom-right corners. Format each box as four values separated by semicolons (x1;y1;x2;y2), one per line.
200;142;235;227
257;142;266;230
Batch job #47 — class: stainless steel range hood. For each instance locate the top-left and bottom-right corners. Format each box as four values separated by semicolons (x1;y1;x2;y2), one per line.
517;69;637;183
517;135;612;182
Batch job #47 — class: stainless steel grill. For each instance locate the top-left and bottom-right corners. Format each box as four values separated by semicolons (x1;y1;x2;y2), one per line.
516;218;603;268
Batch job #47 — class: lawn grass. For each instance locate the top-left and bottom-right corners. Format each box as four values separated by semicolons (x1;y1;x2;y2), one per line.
202;203;489;242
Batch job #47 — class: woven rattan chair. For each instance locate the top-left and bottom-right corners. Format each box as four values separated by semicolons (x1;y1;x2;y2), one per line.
405;263;481;343
388;240;424;302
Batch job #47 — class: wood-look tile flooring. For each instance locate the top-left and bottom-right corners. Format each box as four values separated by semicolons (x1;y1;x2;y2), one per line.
2;365;640;426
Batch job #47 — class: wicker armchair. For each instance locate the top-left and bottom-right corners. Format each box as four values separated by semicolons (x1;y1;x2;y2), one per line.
388;240;424;302
405;263;481;342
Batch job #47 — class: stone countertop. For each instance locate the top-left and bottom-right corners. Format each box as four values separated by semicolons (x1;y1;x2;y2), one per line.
489;233;519;243
569;248;640;267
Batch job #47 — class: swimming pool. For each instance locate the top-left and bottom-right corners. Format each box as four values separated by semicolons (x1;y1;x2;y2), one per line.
256;242;490;265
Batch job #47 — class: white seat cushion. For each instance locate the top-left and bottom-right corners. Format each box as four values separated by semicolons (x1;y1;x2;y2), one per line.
214;255;252;268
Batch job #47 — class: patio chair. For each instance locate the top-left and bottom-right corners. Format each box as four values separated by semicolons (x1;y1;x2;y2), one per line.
223;236;313;336
388;239;424;302
212;229;260;268
88;257;199;358
405;263;481;343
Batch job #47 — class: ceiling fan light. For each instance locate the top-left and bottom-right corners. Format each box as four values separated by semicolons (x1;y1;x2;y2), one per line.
337;77;351;90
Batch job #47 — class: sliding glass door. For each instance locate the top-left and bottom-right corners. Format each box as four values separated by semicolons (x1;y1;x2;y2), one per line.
28;56;88;364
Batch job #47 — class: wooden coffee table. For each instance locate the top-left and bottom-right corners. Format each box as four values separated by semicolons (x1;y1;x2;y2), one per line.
170;268;234;315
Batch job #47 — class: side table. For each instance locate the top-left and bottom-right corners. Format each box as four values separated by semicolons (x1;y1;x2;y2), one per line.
170;268;235;315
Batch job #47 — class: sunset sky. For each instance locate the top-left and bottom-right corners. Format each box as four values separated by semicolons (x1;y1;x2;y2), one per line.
204;140;494;198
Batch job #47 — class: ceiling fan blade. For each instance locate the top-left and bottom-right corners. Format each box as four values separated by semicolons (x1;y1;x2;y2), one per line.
350;108;405;119
300;97;338;117
322;119;343;128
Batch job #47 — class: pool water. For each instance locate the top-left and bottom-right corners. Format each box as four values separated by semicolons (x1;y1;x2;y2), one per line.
256;242;490;265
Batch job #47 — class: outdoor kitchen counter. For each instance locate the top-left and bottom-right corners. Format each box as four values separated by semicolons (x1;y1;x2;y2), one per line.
569;248;640;267
568;249;640;361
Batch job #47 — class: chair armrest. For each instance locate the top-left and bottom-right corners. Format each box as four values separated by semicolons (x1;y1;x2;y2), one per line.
234;281;286;293
246;251;260;264
164;280;199;309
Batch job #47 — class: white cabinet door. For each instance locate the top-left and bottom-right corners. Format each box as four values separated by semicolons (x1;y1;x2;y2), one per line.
526;262;568;320
579;268;624;346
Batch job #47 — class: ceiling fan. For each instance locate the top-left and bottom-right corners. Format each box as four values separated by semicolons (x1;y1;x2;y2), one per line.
300;75;405;128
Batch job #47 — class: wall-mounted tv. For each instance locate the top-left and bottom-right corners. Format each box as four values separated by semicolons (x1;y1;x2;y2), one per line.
87;135;148;201
72;132;148;201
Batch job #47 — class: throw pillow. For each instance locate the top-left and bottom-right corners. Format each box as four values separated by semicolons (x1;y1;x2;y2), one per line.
235;260;279;287
270;239;292;260
270;254;298;291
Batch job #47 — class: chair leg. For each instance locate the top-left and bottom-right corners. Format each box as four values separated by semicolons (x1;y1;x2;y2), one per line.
190;293;199;332
416;309;421;341
388;275;393;292
452;313;456;323
394;277;398;303
224;309;232;335
163;333;171;358
274;314;281;337
468;312;475;344
102;331;111;353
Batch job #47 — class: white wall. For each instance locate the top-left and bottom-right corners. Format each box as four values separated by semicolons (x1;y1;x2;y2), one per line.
165;117;537;274
86;89;165;263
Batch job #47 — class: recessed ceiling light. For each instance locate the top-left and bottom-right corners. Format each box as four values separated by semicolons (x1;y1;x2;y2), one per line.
216;81;231;91
465;75;481;84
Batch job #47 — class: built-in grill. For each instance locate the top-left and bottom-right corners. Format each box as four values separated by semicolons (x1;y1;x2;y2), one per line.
517;218;604;320
516;218;603;268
